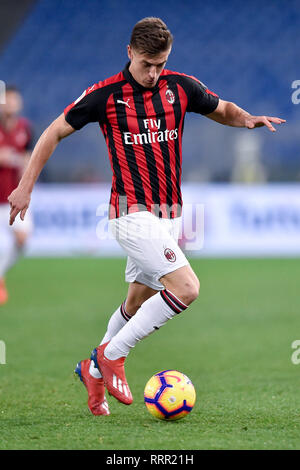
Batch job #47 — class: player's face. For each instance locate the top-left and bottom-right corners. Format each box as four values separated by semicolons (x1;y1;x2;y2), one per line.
0;91;23;118
127;45;171;88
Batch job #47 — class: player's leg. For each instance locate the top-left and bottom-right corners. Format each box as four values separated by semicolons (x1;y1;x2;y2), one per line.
0;204;10;303
93;212;198;404
2;218;30;276
104;265;199;362
0;205;31;304
76;280;157;413
88;280;156;377
125;280;158;315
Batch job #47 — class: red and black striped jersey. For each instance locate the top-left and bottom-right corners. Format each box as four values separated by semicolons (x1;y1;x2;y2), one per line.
64;63;219;219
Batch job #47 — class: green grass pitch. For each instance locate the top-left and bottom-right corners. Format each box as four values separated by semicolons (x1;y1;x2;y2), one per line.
0;257;300;450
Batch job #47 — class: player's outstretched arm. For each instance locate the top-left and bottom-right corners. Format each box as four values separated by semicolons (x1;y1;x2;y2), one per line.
8;113;76;225
206;99;286;132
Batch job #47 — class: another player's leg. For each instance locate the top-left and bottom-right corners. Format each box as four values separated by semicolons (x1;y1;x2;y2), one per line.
101;281;158;347
76;281;157;411
75;302;132;414
91;212;199;405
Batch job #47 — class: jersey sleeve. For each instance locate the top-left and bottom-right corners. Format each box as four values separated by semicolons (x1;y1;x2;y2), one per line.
64;84;105;130
182;75;219;115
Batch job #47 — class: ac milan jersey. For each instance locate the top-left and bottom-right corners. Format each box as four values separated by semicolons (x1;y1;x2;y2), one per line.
64;63;219;218
0;117;33;204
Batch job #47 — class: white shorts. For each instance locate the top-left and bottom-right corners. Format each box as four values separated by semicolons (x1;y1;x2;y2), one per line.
109;211;189;291
0;203;33;234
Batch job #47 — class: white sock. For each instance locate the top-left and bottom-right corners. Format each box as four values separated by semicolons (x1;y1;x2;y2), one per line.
0;240;23;278
104;290;188;360
89;301;132;378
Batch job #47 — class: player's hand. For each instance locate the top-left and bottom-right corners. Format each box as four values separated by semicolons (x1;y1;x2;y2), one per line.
8;187;31;225
245;116;286;132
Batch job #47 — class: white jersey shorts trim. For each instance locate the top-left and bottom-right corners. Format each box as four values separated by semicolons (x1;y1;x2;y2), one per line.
109;211;189;291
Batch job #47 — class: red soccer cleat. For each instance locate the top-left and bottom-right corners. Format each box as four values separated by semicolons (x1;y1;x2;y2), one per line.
91;342;133;405
0;278;8;305
75;359;110;416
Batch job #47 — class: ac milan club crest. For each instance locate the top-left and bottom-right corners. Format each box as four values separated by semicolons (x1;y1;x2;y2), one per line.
165;88;175;104
164;248;176;262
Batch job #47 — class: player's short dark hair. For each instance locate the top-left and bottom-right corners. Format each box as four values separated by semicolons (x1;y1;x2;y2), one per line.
130;17;173;56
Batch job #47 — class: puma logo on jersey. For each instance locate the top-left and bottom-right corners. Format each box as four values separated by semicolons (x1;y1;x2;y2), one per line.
117;99;131;109
112;374;129;396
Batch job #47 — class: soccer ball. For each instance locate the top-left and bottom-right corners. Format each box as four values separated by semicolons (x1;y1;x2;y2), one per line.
144;370;196;421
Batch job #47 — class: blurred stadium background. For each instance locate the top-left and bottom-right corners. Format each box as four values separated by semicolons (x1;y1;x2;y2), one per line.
0;0;300;256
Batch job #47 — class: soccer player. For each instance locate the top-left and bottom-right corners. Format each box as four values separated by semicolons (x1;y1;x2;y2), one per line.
0;85;33;305
7;18;285;415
